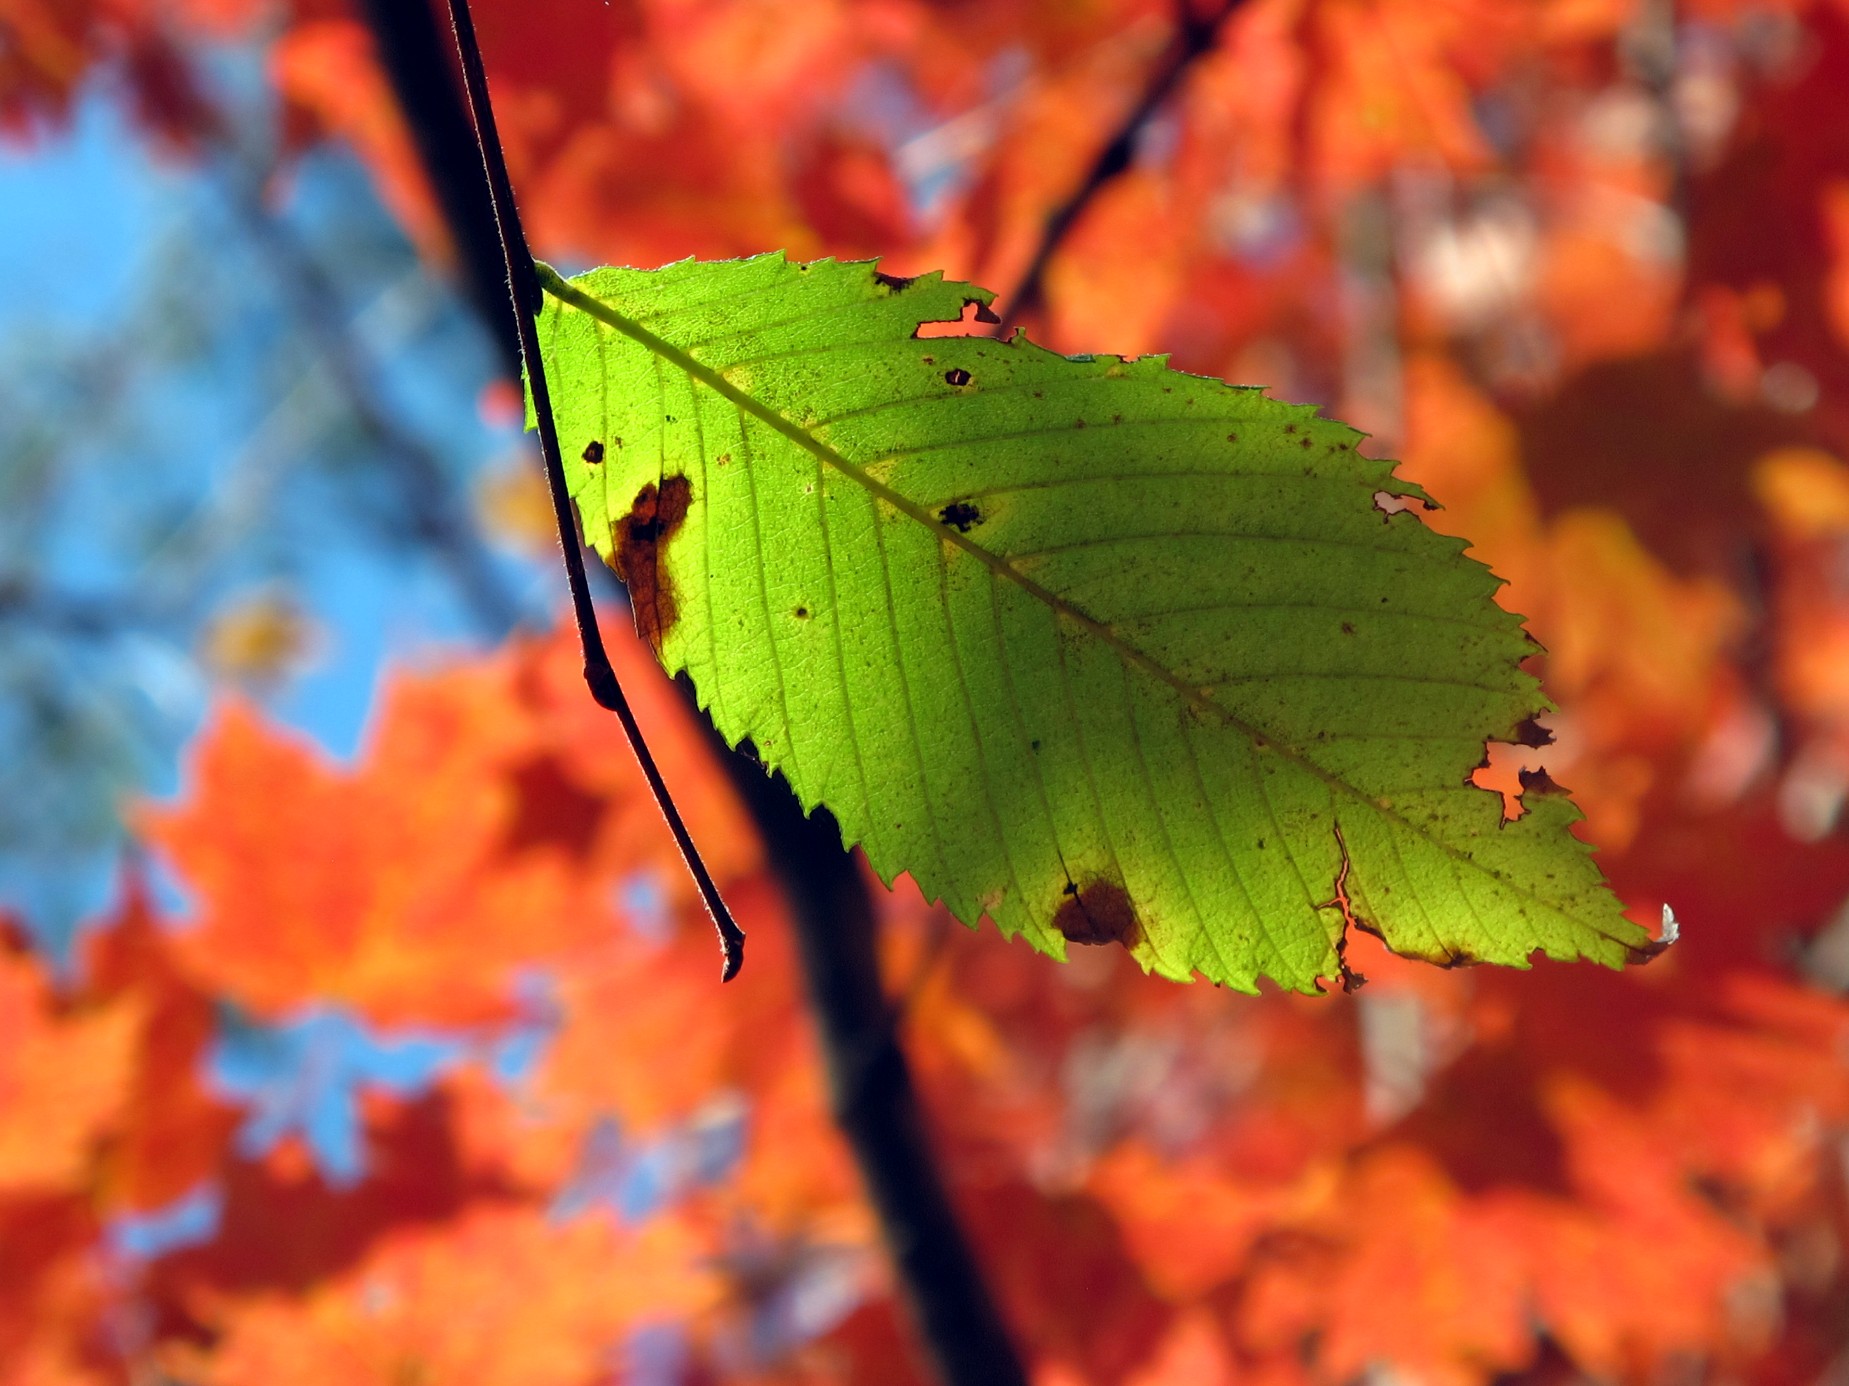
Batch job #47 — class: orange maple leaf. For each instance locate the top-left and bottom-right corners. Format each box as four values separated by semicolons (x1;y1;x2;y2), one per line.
0;940;136;1196
187;1203;718;1386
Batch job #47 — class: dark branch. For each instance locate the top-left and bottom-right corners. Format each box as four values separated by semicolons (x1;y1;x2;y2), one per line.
382;3;1030;1378
0;580;140;639
996;0;1242;336
442;0;744;980
714;739;1030;1386
357;0;524;373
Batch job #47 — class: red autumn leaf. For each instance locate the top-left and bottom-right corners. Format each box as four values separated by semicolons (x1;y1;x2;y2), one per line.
182;1203;718;1386
77;881;241;1215
147;1086;510;1321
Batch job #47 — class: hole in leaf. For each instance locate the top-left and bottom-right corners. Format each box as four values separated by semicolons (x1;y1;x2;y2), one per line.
1470;717;1564;821
1323;827;1367;993
916;299;1002;339
1374;489;1436;516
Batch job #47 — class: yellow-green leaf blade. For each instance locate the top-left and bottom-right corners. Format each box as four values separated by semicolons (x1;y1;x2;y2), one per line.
532;253;1650;993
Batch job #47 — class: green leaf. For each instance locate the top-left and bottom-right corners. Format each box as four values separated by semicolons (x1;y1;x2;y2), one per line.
531;253;1652;993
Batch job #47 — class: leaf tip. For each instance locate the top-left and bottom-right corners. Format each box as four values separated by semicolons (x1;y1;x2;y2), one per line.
1625;903;1681;965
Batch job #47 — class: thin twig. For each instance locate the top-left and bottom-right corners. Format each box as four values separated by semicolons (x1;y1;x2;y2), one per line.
996;0;1242;336
442;0;744;981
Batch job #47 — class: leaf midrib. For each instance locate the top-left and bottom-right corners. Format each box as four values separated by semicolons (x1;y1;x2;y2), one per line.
535;262;1617;941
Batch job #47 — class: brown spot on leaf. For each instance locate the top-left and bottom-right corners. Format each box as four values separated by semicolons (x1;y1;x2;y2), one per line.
1511;716;1554;748
938;500;983;533
582;440;605;464
614;475;692;650
944;367;972;386
1340;621;1356;636
1518;767;1568;798
1054;879;1142;949
874;270;917;292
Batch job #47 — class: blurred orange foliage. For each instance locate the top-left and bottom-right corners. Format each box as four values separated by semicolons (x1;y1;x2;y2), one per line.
9;0;1849;1382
